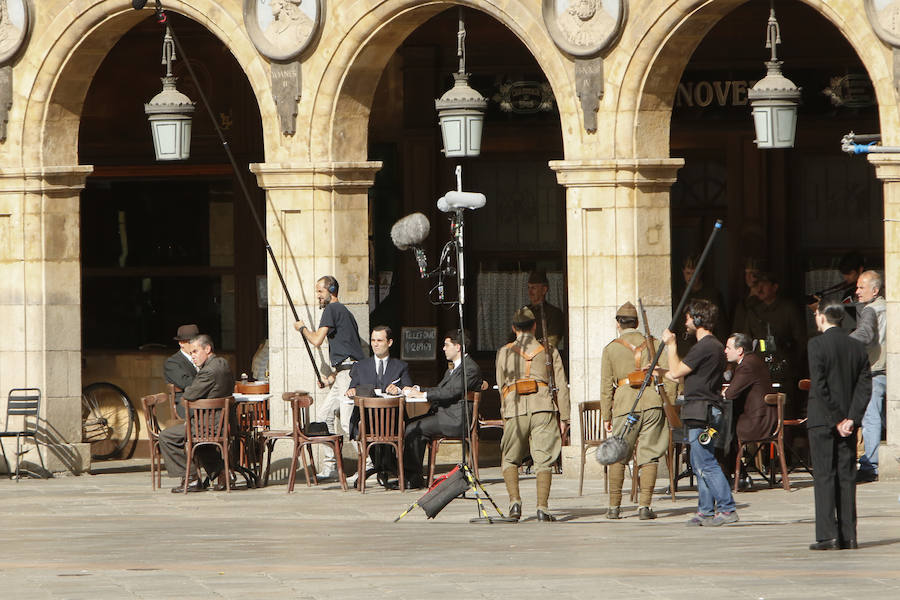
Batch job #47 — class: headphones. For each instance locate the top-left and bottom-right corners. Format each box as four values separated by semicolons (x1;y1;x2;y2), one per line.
688;310;705;329
323;275;339;296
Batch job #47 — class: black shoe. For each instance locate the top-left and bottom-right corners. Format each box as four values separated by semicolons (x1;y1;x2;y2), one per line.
809;539;839;551
213;473;236;491
840;539;858;550
856;470;878;483
738;476;752;491
376;471;391;488
508;502;522;521
536;509;557;522
387;477;424;490
606;507;621;520
171;479;206;493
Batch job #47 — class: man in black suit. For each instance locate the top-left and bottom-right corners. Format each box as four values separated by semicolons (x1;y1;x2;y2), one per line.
345;325;413;487
401;329;482;488
159;334;235;492
807;302;871;550
164;324;200;418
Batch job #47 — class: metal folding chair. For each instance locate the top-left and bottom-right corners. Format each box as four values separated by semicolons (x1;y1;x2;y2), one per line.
0;388;47;480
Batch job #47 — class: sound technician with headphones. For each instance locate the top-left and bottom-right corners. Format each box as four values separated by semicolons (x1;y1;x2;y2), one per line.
662;298;738;526
294;275;364;479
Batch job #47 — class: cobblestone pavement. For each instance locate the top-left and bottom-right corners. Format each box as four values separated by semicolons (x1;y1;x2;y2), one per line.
1;460;898;599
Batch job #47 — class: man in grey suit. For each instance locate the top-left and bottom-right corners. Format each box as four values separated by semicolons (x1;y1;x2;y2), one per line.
807;302;871;550
401;329;482;489
164;324;200;418
159;334;235;492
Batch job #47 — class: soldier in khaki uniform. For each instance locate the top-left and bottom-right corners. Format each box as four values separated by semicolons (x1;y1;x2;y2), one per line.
600;302;673;520
496;307;570;522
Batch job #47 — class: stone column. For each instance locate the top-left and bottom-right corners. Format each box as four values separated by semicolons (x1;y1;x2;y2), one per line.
250;161;381;440
867;155;899;480
549;158;683;480
0;166;93;475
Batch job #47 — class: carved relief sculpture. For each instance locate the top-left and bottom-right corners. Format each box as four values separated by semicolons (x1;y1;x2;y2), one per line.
0;0;30;143
542;0;626;132
244;0;322;135
865;0;900;92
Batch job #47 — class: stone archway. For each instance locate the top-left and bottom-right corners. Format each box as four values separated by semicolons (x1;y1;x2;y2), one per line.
0;0;269;473
612;0;900;477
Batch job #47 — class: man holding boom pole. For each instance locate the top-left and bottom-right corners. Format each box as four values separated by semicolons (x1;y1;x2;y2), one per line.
294;275;364;479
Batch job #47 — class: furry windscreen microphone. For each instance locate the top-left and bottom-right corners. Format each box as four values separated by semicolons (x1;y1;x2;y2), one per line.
596;436;629;465
390;212;430;250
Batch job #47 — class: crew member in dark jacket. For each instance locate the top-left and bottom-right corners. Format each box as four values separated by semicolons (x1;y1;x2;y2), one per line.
806;302;871;551
164;324;200;418
724;332;777;442
401;329;482;488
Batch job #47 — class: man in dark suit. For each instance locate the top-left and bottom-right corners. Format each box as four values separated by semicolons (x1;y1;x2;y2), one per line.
164;324;200;418
159;334;235;492
345;325;413;487
401;329;482;489
807;302;871;550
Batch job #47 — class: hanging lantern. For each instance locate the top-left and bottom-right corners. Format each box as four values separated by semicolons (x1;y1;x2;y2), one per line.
435;8;487;158
144;27;195;160
748;1;801;149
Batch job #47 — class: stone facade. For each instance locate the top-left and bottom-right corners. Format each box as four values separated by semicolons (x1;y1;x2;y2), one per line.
1;1;897;478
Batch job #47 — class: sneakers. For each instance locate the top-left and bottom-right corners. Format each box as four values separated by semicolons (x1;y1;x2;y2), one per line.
638;507;657;520
709;511;739;526
686;513;715;526
317;465;337;480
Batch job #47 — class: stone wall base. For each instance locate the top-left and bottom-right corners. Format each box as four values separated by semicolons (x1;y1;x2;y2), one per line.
0;441;91;476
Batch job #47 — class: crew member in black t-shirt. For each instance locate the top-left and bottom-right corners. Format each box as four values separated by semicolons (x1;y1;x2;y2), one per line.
294;275;364;478
663;299;738;527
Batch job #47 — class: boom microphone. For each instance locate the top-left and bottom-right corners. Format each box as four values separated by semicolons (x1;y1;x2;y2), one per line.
391;212;430;250
437;191;486;213
391;212;431;278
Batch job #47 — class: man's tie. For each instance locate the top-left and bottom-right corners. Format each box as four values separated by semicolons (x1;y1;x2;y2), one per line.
377;358;385;388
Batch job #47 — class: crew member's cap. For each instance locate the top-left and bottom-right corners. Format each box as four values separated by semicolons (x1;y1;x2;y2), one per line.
527;269;549;285
174;324;200;341
616;302;638;319
513;306;536;325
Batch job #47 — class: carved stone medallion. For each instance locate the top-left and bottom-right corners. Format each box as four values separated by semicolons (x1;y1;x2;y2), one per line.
0;0;30;64
865;1;900;92
244;0;322;62
542;0;626;58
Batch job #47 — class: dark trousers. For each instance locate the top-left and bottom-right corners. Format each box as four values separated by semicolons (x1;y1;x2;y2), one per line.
808;425;858;544
402;403;470;482
159;422;224;480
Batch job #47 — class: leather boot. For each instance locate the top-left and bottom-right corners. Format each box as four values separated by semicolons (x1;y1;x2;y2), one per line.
503;467;521;519
638;462;659;509
607;462;626;513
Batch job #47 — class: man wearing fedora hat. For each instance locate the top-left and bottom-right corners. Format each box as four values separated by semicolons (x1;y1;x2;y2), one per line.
600;302;674;520
165;324;200;419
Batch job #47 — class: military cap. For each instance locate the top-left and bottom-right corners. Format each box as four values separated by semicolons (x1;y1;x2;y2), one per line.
513;306;536;325
616;302;638;319
527;269;549;285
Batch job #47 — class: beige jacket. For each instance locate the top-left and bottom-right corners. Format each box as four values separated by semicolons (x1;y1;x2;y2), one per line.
496;332;570;421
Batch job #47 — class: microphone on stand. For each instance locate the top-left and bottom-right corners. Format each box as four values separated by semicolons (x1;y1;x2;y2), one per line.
391;213;431;278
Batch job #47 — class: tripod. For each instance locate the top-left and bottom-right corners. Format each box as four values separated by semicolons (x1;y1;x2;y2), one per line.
395;167;516;523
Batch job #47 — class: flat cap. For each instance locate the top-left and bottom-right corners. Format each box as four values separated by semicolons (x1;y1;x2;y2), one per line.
616;302;638;319
513;306;536;325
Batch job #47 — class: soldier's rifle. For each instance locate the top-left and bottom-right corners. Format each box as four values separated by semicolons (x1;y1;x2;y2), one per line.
639;298;681;429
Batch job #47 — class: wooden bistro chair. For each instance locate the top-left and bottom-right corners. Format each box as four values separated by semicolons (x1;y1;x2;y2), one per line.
183;396;233;493
261;392;347;492
357;396;405;493
733;392;790;492
578;400;607;496
235;397;270;479
427;391;480;486
166;383;183;420
141;392;170;490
